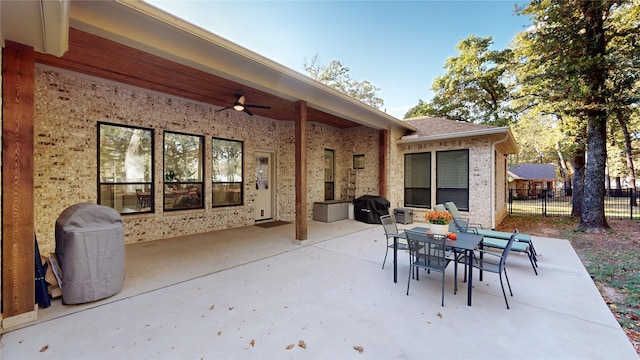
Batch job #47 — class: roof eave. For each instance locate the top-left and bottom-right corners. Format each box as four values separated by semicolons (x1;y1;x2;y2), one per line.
66;0;415;131
398;126;519;153
1;0;70;56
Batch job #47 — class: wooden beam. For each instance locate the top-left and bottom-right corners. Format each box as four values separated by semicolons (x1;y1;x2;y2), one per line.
35;29;360;129
295;101;308;241
2;41;36;318
379;129;388;198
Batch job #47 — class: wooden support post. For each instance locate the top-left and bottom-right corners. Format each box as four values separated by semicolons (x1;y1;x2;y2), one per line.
295;101;308;241
379;129;388;198
2;41;36;320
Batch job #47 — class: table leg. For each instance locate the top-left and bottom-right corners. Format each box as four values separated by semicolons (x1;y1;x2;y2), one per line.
393;237;398;283
480;241;484;282
467;249;473;306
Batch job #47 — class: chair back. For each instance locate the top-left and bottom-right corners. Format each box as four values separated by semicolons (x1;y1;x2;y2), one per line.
433;204;447;212
499;229;519;267
444;202;463;219
380;214;399;237
405;229;448;271
452;217;471;233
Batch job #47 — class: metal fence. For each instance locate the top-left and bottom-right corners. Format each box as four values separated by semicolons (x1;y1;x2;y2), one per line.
508;188;640;220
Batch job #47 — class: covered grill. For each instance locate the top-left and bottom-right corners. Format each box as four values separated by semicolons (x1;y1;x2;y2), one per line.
55;203;125;304
353;195;390;224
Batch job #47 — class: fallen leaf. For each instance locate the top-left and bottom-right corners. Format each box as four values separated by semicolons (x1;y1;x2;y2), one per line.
298;340;306;349
285;344;295;350
228;307;234;310
39;345;49;352
437;312;443;318
250;339;255;347
209;305;215;310
217;331;222;336
353;345;364;353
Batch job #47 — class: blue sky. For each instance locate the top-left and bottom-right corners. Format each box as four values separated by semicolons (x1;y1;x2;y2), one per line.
147;1;531;118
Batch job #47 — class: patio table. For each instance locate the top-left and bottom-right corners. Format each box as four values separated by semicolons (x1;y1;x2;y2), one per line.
394;227;483;306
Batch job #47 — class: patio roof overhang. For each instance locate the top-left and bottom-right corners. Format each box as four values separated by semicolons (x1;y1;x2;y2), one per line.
0;0;416;132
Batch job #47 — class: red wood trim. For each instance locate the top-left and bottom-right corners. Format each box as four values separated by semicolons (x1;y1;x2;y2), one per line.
379;129;388;198
295;101;308;240
2;41;36;317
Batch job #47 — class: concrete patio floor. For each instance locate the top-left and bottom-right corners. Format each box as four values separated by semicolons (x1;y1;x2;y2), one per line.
1;219;637;359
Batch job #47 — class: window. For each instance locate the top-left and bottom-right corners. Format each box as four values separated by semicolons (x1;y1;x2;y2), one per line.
324;149;335;200
436;149;469;211
98;123;154;214
404;152;431;208
212;138;243;207
164;131;204;211
353;154;365;169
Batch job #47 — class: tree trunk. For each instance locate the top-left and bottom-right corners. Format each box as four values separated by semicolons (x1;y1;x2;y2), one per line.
577;0;609;232
580;114;609;231
605;160;611;197
615;109;637;206
571;149;585;218
557;146;572;195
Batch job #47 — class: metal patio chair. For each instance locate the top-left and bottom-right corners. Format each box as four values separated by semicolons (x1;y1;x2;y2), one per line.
380;214;408;269
471;229;519;309
405;229;457;306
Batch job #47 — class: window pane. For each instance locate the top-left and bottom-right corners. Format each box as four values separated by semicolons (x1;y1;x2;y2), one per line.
164;131;204;211
212;183;242;206
404;152;431;208
98;123;153;214
324;149;334;182
405;152;430;187
405;188;431;208
212;138;243;206
324;149;334;200
164;183;203;210
436;149;469;211
164;132;203;182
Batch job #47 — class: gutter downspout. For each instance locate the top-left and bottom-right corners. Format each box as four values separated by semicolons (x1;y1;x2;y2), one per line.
491;134;510;229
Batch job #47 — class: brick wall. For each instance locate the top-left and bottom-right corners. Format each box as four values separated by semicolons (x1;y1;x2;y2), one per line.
392;137;494;228
33;67;379;254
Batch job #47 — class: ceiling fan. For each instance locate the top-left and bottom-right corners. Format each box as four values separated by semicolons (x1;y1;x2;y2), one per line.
217;94;271;116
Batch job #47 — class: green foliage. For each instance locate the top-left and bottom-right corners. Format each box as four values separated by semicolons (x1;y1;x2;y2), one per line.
304;54;384;109
405;35;515;126
513;0;640;162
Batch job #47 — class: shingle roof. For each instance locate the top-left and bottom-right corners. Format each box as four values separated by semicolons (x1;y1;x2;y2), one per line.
508;163;557;181
404;116;496;137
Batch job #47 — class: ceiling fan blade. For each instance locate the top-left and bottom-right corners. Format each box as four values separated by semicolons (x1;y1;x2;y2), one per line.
245;104;271;109
244;108;254;116
216;105;233;113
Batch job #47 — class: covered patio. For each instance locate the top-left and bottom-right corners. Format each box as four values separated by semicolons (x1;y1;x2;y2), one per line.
1;220;636;359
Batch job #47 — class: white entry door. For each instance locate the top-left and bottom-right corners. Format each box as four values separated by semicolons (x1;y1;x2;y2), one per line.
255;152;273;221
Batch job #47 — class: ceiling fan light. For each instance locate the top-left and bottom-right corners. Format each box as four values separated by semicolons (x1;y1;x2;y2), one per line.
233;95;246;111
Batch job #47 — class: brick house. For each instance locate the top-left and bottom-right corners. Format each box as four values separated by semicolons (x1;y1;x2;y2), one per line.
508;163;558;199
0;1;517;326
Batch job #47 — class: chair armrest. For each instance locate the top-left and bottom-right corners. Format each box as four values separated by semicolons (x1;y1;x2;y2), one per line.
387;230;406;239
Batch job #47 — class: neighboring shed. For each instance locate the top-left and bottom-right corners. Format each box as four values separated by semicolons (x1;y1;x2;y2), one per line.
508;163;558;199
